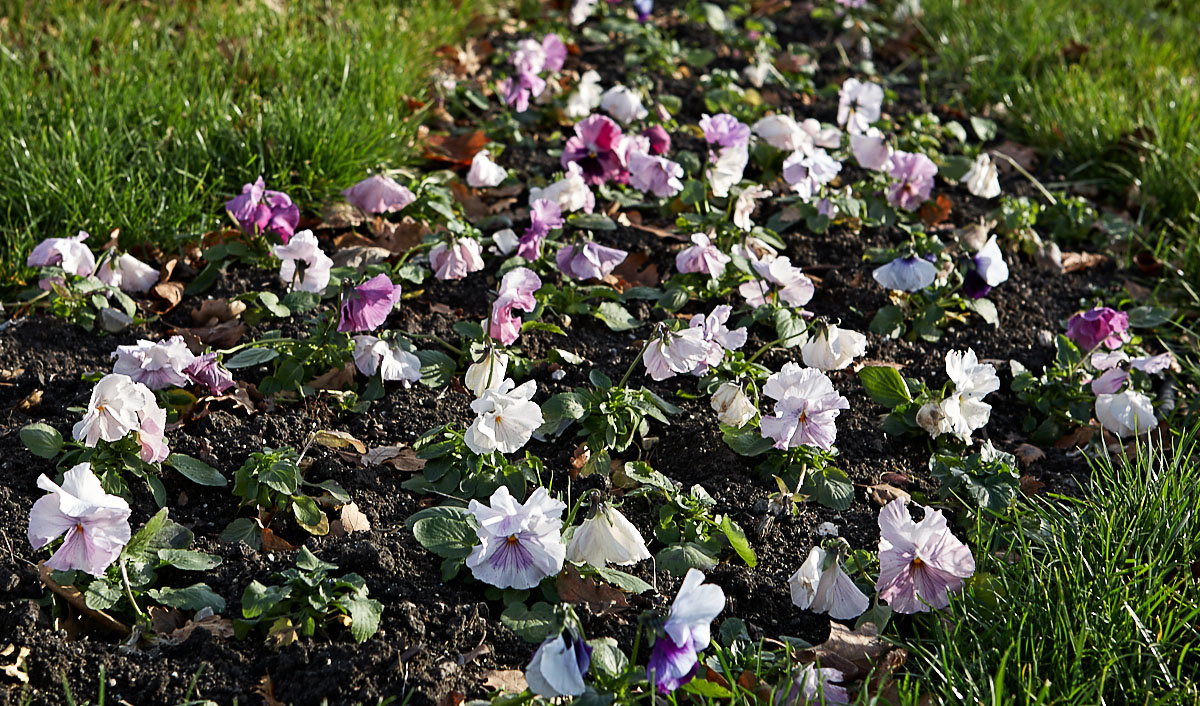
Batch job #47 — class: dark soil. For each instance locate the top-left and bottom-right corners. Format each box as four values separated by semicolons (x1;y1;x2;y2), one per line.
0;3;1121;705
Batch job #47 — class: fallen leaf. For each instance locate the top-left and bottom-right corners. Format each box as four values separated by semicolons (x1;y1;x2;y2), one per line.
37;564;130;636
151;281;185;313
919;194;953;227
362;445;426;471
0;368;24;381
556;565;630;614
1054;426;1094;449
191;299;246;326
880;472;910;486
482;669;527;694
309;363;355;391
802;622;896;681
148;606;186;635
450;182;489;222
422;130;489;166
1060;40;1089;63
437;692;465;706
16;389;42;410
254;674;285;706
608;251;659;289
1133;250;1164;277
261;528;296;552
628;219;689;242
319;202;365;229
569;444;591;479
312;429;367;453
340;503;371;533
179;319;247;349
197;381;259;415
369;218;430;254
1060;251;1108;273
1013;443;1045;467
1019;475;1046;497
868;483;910;506
989;141;1038;174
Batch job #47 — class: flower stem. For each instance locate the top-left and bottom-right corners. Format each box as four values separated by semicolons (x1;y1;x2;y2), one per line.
119;561;144;618
617;339;652;388
406;332;464;356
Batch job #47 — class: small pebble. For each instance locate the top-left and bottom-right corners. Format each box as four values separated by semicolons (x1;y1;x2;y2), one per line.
816;521;839;537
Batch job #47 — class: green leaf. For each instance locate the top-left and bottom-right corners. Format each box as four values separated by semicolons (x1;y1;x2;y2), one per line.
803;467;855;511
166;453;227;487
542;392;589;422
147;583;226;612
295;546;337;572
962;297;999;326
291;495;326;533
344;596;383;642
281;290;321;313
415;350;456;388
157;549;222;571
869;305;905;338
500;601;556;643
260;458;301;495
970;116;998;141
412;516;476;558
587;637;629;679
221;518;262;549
567;213;617;231
594;302;641;331
224;347;280;369
241;580;290;619
682;679;734;698
403;505;473;531
122;508;170;562
655;543;718;576
593;567;654;594
84;580;121;611
772;308;807;348
657;287;690;312
720;517;757;567
20;423;63;459
721;425;774;457
452;321;485;339
589;370;613;390
857;366;911;408
257;291;290;318
521;321;566;336
1127;305;1175;328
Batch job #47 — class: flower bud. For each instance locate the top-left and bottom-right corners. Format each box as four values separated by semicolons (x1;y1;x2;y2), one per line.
711;382;756;428
915;401;945;436
464;350;509;397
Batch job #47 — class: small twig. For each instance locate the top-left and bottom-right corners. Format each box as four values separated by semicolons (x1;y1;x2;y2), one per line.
991;151;1058;206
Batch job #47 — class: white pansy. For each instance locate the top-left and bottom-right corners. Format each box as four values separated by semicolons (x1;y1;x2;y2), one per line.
1095;390;1157;437
788;546;869;620
964;152;1001;199
600;85;648;124
567;70;604;118
464;349;510;396
801;325;868;371
465;379;544;455
467;150;508;188
566;503;651;567
352;336;422;385
711;382;756;428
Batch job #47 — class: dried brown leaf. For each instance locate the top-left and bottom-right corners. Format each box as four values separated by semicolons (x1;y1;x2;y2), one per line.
482;669;527;694
1013;443;1045;467
309;364;355;391
422;130;489;166
802;622;897;682
254;674;285;706
556;565;630;614
312;429;367;453
1060;251;1108;274
16;389;42;410
151;281;185;313
261;528;296;552
340;503;371;533
190;299;246;326
868;483;910;507
0;644;29;684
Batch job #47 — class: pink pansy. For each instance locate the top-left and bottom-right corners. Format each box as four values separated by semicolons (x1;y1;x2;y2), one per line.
642;126;671;155
561;114;628;185
72;374;161;447
499;71;547;113
338;274;403;333
643;325;709;381
699;113;751;149
540;34;567;72
1131;352;1174;374
28;463;131;577
887;151;938;210
430;238;485;280
137;404;170;463
760;363;849;451
1090;350;1128;371
184;353;235;395
875;497;976;614
647;569;725;693
530;162;596;214
676;233;731;277
556;241;628;280
850;129;893;171
733;185;772;232
96;253;159;293
1090;367;1129;395
342;174;416;215
273;230;333;293
467;150;509;188
628;151;685;197
836;78;883;134
489;267;542;346
689;305;747;373
466;486;565;590
799;118;843;148
352;335;422;385
225;177;300;242
112;336;195;390
782;149;842;202
738;256;815;308
27;231;96;277
1066;307;1129;351
519;199;564;261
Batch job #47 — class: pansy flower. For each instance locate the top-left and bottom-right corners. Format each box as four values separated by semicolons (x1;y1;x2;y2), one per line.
225;176;300;242
466;486;565;590
338;274;403;333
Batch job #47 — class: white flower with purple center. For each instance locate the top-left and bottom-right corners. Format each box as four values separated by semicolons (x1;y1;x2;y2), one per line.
28;463;131;577
688;305;747;373
643;325;709;381
837;78;883;134
466;486;566;590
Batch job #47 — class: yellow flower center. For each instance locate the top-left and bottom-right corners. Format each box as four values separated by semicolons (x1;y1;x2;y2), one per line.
506;535;519;545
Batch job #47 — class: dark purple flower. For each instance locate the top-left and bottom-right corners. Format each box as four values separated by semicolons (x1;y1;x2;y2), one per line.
561;115;628;186
649;633;700;693
338;274;403;333
1066;307;1130;351
185;353;235;395
225;176;300;243
555;241;627;280
519;199;564;260
641;125;671;155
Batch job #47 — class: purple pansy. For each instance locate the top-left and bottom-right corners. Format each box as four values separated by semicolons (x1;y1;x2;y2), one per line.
699;113;751;149
561;114;628;185
556;241;628;280
342;174;417;215
519;199;565;260
185;353;235;395
648;569;725;693
1066;307;1130;351
225;176;300;242
338;273;403;333
490;267;542;346
887;151;938;211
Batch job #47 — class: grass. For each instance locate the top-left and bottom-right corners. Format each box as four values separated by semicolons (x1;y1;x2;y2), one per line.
0;0;479;286
916;0;1200;280
897;429;1200;705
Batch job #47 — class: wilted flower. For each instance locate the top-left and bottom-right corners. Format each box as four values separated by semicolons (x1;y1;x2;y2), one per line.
876;497;975;613
27;232;96;277
352;335;422;385
562;114;628;185
962;234;1009;299
1066;307;1129;351
567;501;651;566
556;241;628;280
530;162;596;214
226;176;300;242
738;256;814;308
467;150;508;188
526;629;592;698
628;152;684;197
752;114;810;152
112;336;195;390
185;353;235;395
643;325;709;381
430;238;485;280
274;230;333;293
642;125;671;155
788;545;869;620
711;382;756;427
872;255;937;292
648;569;725;693
676;233;731;278
467;486;565;589
567;70;604;118
850;129;893;171
338;274;403;334
1130;352;1174;374
964;152;1001;199
600;85;648;124
886;151;938;210
700;113;751;149
28;463;131;577
465;349;509;396
519;199;565;261
776;664;850;706
342;174;416;215
492;228;520;255
733;185;772;231
760;363;849;451
837;78;883;134
465;379;544;455
689;305;747;373
1095;389;1157;437
708;144;749;197
97;253;159;293
490;267;542;346
802;323;868;371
